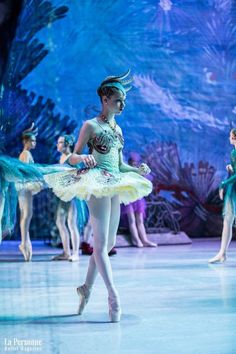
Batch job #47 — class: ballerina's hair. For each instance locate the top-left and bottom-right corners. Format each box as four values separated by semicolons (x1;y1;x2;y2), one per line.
22;123;38;142
63;134;75;151
231;128;236;138
97;69;133;101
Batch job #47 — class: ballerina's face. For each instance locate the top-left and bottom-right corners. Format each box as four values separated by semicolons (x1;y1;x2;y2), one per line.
24;135;36;150
57;137;66;153
104;90;126;115
229;131;236;146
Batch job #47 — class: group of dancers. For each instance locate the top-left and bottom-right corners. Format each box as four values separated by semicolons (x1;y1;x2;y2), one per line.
0;70;235;322
0;71;153;322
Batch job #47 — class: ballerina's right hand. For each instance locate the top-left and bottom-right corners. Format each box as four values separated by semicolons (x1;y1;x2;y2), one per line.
219;188;224;200
80;154;97;168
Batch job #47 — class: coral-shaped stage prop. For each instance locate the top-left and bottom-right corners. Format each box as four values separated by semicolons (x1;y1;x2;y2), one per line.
143;142;223;236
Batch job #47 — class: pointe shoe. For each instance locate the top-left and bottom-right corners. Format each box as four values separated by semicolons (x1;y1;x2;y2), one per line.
69;254;79;262
52;253;70;261
108;295;121;323
143;241;157;247
19;243;31;261
131;240;143;248
28;242;32;261
76;284;91;315
208;254;226;264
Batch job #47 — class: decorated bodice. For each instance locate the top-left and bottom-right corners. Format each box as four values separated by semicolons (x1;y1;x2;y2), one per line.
230;149;236;173
88;120;124;173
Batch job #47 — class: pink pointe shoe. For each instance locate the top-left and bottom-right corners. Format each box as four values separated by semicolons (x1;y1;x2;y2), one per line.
76;284;91;315
108;295;121;323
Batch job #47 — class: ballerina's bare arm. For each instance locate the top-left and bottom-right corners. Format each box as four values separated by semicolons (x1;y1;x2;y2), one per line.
119;151;139;173
69;121;96;168
119;151;151;176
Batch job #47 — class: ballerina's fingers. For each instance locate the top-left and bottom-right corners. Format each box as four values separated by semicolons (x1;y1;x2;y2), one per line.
139;163;151;176
84;155;96;168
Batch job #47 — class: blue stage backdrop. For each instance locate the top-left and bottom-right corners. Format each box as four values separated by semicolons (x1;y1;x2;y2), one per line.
2;0;236;237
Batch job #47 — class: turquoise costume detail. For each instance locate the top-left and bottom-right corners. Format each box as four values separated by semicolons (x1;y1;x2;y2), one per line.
0;155;44;241
0;155;71;241
220;149;236;216
44;120;152;204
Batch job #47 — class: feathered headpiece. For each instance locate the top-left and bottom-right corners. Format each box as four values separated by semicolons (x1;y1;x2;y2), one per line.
63;134;75;147
101;69;133;96
22;122;38;138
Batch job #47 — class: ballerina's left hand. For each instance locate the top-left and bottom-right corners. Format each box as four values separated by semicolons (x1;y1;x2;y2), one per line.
138;163;151;176
219;188;224;201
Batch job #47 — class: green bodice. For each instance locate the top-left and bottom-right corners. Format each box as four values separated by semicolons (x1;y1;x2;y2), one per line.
221;149;236;188
88;131;124;173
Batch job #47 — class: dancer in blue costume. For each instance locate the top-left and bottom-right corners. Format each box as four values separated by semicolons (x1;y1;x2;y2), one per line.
17;123;43;261
209;128;236;263
0;154;43;243
0;127;73;246
45;70;152;322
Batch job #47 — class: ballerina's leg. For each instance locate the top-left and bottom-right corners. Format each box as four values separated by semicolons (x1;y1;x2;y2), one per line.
55;201;71;258
209;201;234;263
67;200;80;260
18;190;33;261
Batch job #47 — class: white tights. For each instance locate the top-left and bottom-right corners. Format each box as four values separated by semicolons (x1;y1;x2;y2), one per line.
218;211;234;256
56;200;80;256
18;190;33;245
84;195;120;298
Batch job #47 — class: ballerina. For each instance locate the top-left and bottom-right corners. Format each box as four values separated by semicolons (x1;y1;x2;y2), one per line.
52;134;81;262
209;128;236;263
121;153;157;247
17;123;41;261
0;154;43;243
44;70;152;322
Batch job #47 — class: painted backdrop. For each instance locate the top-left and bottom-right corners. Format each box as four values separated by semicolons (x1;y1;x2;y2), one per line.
1;0;236;236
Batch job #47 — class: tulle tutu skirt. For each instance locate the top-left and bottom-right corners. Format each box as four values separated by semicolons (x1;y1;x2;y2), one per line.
15;180;45;195
44;166;152;204
0;155;42;183
223;183;236;216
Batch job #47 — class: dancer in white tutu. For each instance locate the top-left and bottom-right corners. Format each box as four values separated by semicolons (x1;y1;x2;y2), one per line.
45;70;152;322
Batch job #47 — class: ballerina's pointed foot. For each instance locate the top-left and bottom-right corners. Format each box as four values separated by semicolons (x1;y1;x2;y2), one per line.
208;254;226;264
143;241;157;247
77;284;91;315
28;243;32;261
52;253;70;261
108;295;121;323
132;241;143;248
19;243;32;261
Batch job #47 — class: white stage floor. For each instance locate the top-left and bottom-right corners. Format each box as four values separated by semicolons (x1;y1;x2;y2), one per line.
0;239;236;354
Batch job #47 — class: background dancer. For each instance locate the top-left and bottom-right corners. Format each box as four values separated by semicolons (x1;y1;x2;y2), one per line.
18;123;41;261
52;134;81;262
209;128;236;263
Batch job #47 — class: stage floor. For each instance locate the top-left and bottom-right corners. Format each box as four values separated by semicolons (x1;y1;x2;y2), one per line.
0;239;236;354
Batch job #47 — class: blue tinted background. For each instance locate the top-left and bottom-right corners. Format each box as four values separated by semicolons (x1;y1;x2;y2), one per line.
21;0;236;174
